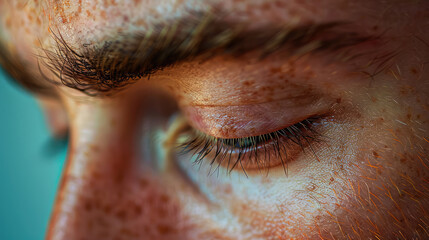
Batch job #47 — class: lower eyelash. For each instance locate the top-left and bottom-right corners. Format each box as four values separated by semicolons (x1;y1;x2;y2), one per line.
177;117;324;176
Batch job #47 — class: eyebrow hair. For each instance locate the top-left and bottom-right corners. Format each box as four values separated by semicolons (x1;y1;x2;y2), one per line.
40;12;373;96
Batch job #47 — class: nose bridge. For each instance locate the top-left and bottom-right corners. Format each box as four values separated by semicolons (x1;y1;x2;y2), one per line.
46;102;137;239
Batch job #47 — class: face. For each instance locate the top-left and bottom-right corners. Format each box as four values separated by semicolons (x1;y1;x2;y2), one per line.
1;0;429;239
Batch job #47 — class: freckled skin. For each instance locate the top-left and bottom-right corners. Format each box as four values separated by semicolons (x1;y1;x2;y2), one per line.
1;0;429;239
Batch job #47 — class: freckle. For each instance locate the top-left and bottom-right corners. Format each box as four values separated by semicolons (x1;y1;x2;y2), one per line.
115;209;128;220
157;224;174;234
103;204;112;214
86;10;92;17
139;178;149;188
134;205;142;215
336;98;342;103
410;67;418;75
406;113;411;120
160;194;170;203
400;158;406;163
135;19;145;26
372;151;379;158
100;10;107;20
84;200;93;211
270;67;281;74
114;172;125;183
371;97;377;102
243;81;253;86
223;184;232;194
5;17;12;28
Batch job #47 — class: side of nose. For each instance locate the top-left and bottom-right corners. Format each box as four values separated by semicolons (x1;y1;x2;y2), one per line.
45;100;190;240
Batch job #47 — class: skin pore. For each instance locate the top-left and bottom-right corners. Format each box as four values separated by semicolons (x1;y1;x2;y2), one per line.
0;0;428;239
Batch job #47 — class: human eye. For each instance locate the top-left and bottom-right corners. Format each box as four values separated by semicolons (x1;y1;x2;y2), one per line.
163;64;343;177
178;115;324;175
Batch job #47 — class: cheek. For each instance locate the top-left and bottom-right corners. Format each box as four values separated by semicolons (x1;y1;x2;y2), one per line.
206;143;428;239
174;76;429;239
53;162;192;239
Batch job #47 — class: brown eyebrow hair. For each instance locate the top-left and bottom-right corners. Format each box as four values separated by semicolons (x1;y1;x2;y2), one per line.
0;11;373;97
38;10;375;96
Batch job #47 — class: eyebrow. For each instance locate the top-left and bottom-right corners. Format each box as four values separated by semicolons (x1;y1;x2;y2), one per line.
39;12;373;95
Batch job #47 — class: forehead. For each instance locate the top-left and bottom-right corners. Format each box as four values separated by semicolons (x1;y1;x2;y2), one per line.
2;0;383;46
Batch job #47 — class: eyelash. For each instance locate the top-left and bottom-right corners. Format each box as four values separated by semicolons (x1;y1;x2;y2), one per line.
178;117;324;176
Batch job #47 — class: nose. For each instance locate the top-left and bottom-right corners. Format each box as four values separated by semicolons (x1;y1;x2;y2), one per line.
45;98;190;240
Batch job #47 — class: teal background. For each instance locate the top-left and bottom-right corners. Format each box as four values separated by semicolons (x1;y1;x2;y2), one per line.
0;68;66;240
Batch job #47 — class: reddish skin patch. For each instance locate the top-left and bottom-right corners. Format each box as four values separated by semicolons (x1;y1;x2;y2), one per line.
100;10;107;20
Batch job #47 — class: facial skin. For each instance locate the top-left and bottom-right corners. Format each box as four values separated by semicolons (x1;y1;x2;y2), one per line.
1;0;429;239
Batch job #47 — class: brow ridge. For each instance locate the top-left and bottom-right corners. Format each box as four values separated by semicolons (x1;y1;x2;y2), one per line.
40;12;372;96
